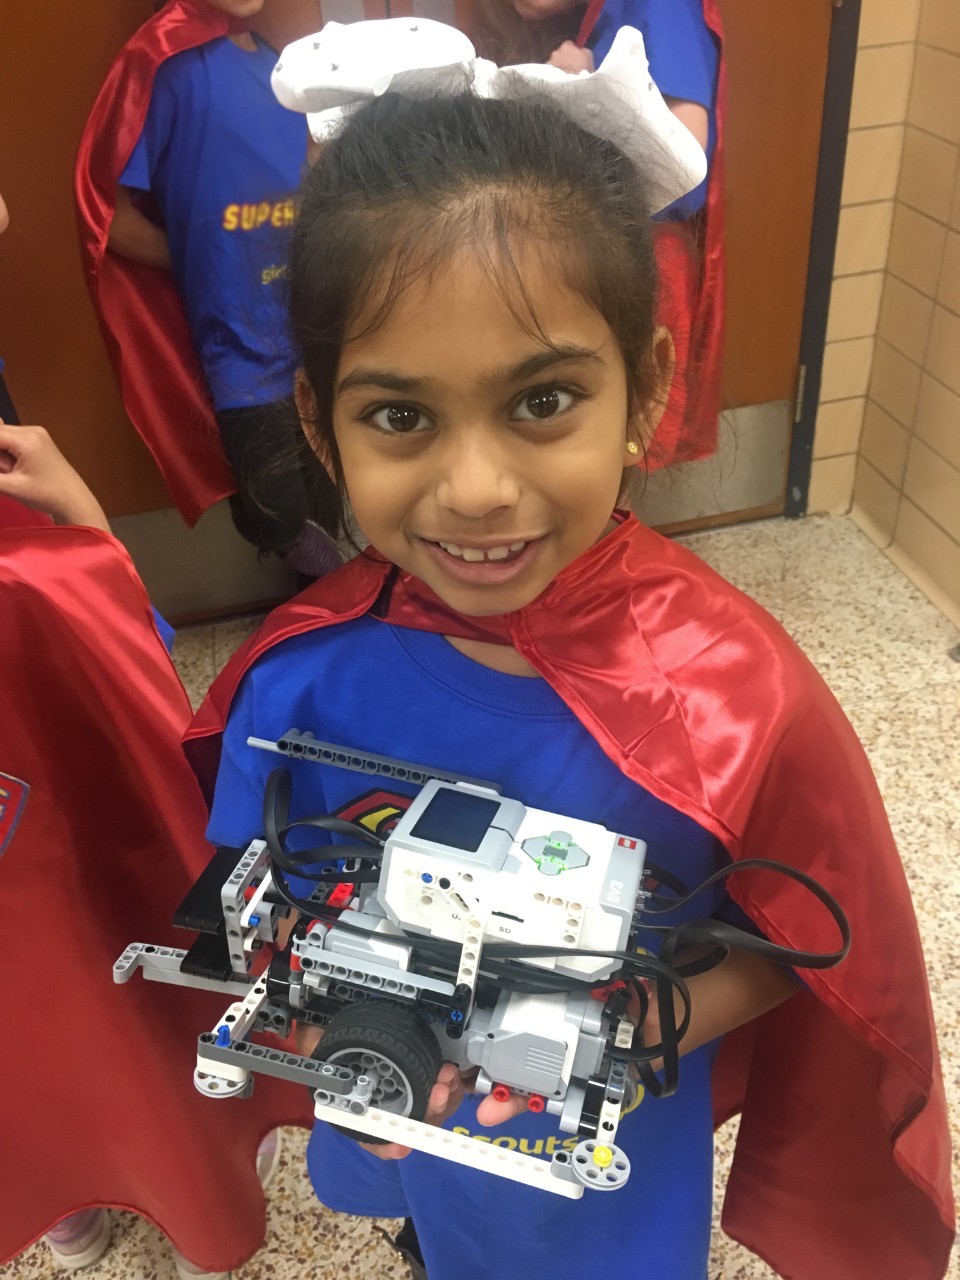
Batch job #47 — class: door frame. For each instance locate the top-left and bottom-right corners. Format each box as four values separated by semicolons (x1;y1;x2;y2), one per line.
786;0;863;517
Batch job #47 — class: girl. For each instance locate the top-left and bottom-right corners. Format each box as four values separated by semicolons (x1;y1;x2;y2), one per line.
77;0;339;570
188;51;952;1280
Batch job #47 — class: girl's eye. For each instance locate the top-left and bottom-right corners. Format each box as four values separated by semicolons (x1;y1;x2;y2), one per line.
366;404;430;434
511;386;577;422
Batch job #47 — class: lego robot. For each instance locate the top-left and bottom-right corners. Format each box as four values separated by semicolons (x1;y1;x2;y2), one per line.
116;731;848;1198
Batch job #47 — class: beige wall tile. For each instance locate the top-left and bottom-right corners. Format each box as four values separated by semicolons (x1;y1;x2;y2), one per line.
826;273;885;341
903;436;960;541
859;0;921;47
851;456;901;545
814;398;865;458
898;127;959;219
834;202;895;275
869;338;922;425
841;127;904;205
860;398;912;485
918;0;960;56
937;229;960;312
850;45;916;128
908;47;960;143
893;497;960;610
926;305;960;394
887;203;947;295
807;454;856;515
914;373;960;469
877;274;934;363
821;337;876;402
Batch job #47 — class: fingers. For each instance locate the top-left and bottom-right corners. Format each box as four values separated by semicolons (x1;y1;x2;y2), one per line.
360;1062;466;1162
294;1022;324;1057
0;420;22;471
476;1090;531;1128
0;422;51;468
423;1062;465;1125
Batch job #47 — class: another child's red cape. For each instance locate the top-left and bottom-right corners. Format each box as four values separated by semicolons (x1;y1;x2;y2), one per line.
0;525;310;1270
576;0;725;469
75;0;237;525
186;516;953;1279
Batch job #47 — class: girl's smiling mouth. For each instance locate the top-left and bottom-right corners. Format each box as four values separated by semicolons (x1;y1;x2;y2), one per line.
420;536;545;583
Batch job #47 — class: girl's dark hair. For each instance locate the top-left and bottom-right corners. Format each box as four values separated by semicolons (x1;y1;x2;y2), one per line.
289;92;663;537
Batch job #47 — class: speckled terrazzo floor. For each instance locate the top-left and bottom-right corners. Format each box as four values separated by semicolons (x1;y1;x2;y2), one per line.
4;514;958;1280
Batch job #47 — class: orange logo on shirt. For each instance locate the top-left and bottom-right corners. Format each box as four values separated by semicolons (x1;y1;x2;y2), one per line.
222;198;297;232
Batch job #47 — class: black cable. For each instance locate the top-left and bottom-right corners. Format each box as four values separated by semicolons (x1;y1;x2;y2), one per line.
642;857;851;970
642;862;688;900
263;767;384;878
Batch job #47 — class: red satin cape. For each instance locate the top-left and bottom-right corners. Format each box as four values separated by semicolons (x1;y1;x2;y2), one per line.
0;526;310;1269
75;0;237;526
576;0;726;468
187;516;953;1279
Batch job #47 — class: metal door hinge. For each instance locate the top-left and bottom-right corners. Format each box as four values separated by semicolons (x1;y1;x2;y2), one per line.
794;363;808;425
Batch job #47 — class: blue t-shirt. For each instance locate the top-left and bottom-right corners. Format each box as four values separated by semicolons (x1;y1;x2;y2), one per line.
151;607;175;653
208;616;750;1280
120;37;305;410
589;0;719;219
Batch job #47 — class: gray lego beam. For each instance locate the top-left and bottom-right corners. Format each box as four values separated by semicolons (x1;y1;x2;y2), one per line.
247;731;501;792
114;943;256;995
196;1036;354;1092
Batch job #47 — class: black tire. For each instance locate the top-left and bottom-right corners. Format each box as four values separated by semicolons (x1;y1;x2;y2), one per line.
311;1002;442;1145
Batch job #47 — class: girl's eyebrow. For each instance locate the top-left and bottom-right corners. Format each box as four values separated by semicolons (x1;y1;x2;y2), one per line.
336;344;604;396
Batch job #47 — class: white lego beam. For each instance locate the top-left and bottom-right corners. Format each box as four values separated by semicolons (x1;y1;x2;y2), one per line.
312;1100;583;1198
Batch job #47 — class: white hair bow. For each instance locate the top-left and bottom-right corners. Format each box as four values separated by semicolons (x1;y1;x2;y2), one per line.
272;18;707;214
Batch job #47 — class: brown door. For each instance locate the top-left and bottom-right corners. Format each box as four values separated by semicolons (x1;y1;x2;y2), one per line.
0;0;169;516
640;0;835;531
0;0;833;526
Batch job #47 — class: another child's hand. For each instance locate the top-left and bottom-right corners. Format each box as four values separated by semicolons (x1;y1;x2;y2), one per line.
0;422;109;530
547;42;595;74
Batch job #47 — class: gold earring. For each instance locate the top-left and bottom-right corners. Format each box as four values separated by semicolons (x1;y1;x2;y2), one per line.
626;440;639;455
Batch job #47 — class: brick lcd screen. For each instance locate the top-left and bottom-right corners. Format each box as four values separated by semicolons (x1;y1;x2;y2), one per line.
410;788;501;853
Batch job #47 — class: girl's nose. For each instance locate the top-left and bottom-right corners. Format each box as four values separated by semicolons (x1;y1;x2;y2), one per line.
435;434;521;518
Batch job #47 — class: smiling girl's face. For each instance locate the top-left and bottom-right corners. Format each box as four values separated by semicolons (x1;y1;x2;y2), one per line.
323;243;638;618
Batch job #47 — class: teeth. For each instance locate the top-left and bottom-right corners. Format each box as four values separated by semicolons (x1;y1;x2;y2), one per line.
437;541;528;562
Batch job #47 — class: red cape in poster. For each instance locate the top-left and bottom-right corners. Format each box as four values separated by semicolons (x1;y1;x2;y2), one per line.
75;0;238;526
576;0;726;469
186;519;953;1279
0;525;310;1271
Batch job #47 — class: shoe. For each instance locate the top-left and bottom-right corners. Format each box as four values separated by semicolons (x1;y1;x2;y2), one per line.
169;1130;282;1279
376;1218;428;1280
45;1209;112;1271
172;1256;230;1280
255;1128;282;1190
